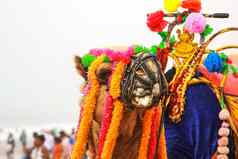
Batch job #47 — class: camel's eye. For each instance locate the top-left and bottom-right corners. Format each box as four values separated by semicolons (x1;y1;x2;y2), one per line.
136;68;144;75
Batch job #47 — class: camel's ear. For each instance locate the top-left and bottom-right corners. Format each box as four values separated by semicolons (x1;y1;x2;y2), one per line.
74;56;87;80
96;63;112;84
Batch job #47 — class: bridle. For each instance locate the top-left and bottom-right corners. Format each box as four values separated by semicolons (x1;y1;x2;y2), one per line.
121;53;168;109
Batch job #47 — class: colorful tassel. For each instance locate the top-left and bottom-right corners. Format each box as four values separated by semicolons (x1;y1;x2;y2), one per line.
148;107;160;159
100;62;126;159
71;55;105;159
138;109;154;159
157;126;168;159
97;94;113;158
100;100;124;159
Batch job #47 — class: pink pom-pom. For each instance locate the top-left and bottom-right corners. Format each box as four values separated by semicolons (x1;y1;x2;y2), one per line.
82;84;91;95
221;122;230;128
90;48;102;56
185;13;206;33
219;109;230;120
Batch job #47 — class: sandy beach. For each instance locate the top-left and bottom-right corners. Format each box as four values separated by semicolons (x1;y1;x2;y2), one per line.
0;123;75;159
0;141;22;159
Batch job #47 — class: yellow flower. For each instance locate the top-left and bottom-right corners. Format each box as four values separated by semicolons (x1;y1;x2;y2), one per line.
164;0;181;12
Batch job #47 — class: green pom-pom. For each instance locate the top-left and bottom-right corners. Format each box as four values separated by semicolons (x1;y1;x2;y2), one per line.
81;54;97;68
143;47;150;53
219;52;228;63
150;45;158;55
134;45;150;54
201;24;213;37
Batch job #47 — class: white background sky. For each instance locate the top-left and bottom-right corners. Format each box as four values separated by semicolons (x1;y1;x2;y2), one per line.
0;0;237;128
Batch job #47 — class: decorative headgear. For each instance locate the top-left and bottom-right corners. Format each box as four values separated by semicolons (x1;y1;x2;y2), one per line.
71;0;238;159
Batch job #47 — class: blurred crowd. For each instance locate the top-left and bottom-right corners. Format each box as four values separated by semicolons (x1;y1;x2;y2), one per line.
6;129;75;159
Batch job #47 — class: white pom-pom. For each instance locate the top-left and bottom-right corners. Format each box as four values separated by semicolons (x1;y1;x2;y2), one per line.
219;109;230;120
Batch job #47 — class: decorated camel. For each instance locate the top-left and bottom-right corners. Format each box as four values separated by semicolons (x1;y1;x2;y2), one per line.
71;0;238;159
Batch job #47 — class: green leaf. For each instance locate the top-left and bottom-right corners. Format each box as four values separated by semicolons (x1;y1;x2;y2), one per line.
182;15;187;23
133;45;150;54
150;45;158;55
134;45;144;54
158;31;168;42
201;24;213;37
170;35;176;46
219;52;228;63
143;47;150;53
219;96;226;109
159;42;166;49
222;63;229;75
230;65;238;74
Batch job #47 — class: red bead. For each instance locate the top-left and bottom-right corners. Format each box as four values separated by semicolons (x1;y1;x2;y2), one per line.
177;15;183;23
227;58;232;64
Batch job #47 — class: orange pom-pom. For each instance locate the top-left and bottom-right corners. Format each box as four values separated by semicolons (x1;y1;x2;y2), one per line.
217;146;229;154
218;137;229;146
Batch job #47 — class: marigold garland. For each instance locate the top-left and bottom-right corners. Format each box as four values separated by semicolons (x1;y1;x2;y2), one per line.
138;108;154;159
148;107;161;159
100;62;126;159
157;127;168;159
71;55;105;159
100;100;124;159
109;62;126;99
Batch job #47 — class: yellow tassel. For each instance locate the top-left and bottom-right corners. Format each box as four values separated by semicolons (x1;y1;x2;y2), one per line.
157;126;168;159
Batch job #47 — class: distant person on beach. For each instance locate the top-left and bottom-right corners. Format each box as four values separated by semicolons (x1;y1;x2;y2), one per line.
42;130;54;153
60;131;71;159
53;137;63;159
20;130;27;146
31;134;50;159
6;133;15;159
22;132;38;159
69;128;75;146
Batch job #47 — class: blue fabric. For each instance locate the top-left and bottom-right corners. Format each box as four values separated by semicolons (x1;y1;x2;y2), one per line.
164;83;221;159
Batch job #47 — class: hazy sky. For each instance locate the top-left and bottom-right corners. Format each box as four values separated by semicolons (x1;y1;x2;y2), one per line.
0;0;237;128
